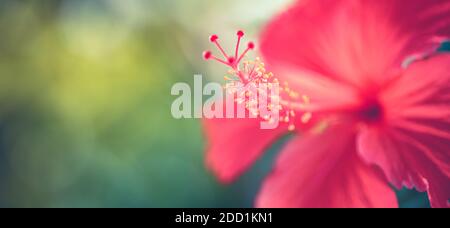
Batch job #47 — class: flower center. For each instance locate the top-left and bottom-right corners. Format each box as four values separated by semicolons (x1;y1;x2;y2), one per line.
358;99;384;123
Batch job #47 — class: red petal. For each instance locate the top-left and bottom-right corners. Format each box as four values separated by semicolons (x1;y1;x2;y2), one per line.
358;127;450;208
270;68;362;114
381;54;450;117
358;54;450;208
203;106;289;184
260;0;450;89
256;124;397;208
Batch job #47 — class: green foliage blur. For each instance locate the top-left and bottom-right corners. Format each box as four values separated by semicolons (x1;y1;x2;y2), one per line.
0;0;430;207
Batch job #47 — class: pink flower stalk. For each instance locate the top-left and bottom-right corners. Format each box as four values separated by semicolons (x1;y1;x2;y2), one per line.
203;0;450;208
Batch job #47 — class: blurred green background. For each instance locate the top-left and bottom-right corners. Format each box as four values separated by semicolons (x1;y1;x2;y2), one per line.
0;0;430;208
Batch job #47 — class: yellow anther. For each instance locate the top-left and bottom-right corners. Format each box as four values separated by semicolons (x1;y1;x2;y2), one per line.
301;112;312;123
302;95;310;104
288;124;296;131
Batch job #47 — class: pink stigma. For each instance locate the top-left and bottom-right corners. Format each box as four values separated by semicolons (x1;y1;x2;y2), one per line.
209;35;219;42
203;51;212;60
248;42;255;50
202;30;255;69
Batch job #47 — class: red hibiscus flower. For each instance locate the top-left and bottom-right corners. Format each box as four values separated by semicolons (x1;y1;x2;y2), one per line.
203;0;450;208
